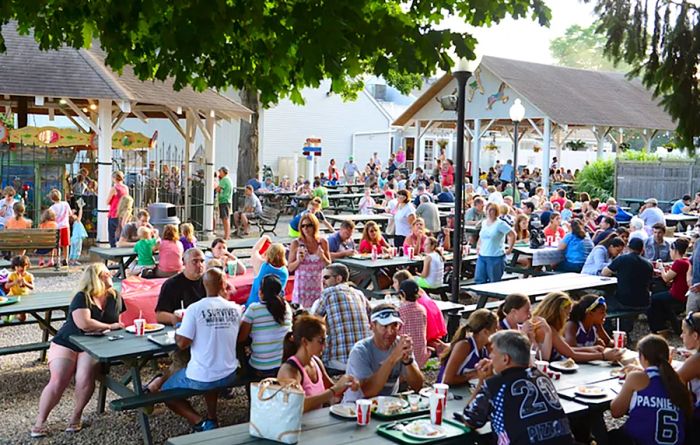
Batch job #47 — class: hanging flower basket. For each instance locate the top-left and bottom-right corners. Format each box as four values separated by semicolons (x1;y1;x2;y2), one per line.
484;143;499;152
533;145;542;153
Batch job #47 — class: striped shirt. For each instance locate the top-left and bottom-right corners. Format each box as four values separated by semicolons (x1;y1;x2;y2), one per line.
242;302;292;370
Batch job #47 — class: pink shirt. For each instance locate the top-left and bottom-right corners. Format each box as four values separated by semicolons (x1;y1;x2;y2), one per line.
288;356;326;399
417;293;447;343
49;201;72;229
158;240;184;273
108;183;128;218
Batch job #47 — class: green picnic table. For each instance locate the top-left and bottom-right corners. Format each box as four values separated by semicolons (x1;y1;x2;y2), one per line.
70;327;178;445
91;246;138;279
0;289;73;359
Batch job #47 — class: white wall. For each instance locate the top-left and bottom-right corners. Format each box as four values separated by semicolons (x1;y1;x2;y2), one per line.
261;80;392;174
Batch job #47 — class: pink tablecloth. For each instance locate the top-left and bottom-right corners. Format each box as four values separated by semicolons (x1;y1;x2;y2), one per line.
120;271;294;325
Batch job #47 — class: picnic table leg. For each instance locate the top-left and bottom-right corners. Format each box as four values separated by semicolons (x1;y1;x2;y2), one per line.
476;294;488;309
128;364;154;445
39;310;52;361
97;363;110;413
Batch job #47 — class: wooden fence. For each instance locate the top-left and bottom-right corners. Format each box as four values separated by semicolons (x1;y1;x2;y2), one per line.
615;160;700;205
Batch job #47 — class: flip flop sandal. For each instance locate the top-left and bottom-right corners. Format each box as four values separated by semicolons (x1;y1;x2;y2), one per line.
141;372;164;394
30;426;48;438
65;423;82;433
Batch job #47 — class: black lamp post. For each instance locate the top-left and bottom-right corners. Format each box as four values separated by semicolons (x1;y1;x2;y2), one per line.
451;60;470;303
509;98;525;197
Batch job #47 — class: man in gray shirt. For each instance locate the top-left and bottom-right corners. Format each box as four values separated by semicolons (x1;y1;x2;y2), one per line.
233;185;263;236
643;222;671;262
465;196;486;222
415;195;441;234
343;304;424;402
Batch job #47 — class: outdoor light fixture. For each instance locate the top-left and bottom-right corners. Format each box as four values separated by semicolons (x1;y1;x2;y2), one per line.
176;106;183;115
509;98;526;189
34;96;44;106
451;57;471;304
209;109;216;118
59;99;67;105
118;100;131;113
89;103;97;111
81;107;88;113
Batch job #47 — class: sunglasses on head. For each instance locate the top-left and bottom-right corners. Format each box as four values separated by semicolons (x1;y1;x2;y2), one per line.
586;296;606;313
373;309;400;320
685;312;700;332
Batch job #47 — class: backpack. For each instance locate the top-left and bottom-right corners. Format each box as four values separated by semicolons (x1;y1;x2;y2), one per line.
530;228;545;249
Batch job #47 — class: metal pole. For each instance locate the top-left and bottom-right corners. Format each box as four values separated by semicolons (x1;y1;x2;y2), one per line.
512;121;519;195
451;70;469;303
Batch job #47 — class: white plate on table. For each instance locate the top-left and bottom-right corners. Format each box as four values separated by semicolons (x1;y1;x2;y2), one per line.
125;323;165;334
370;396;408;415
549;360;579;373
329;403;356;419
574;386;607;398
402;419;447;439
0;296;6;304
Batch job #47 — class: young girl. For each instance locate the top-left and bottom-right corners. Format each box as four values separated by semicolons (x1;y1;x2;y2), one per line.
678;312;700;437
204;238;246;275
48;189;72;267
564;295;612;348
357;221;390;254
68;201;88;266
533;292;623;363
0;186;16;229
610;334;691;445
37;209;58;268
179;222;197;252
155;224;183;278
5;255;34;322
497;293;552;359
397;279;430;368
115;195;134;243
358;188;376;215
415;237;444;289
437;309;496;385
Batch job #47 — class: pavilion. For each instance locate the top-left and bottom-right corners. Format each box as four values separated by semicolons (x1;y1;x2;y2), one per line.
0;21;252;244
393;56;676;190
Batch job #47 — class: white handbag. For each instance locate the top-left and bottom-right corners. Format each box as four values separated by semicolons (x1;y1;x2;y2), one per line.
249;378;305;444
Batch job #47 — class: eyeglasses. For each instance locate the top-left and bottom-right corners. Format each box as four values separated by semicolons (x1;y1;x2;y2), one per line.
300;224;313;229
586;296;606;313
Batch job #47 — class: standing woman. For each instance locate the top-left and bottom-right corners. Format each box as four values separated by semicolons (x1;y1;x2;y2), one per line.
288;213;331;308
393;189;416;250
328;159;340;182
441;159;454;188
32;264;125;437
610;334;691;445
106;170;129;248
475;203;515;284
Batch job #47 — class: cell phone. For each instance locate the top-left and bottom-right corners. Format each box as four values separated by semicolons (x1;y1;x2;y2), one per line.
259;239;271;255
107;335;124;341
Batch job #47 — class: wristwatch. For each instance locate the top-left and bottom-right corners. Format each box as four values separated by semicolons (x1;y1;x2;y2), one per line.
402;357;414;366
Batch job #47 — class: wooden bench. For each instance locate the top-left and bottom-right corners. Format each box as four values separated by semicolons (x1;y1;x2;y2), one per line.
254;207;283;236
0;341;51;356
423;284;450;301
0;229;60;269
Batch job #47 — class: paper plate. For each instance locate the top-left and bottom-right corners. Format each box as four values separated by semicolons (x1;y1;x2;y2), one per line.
0;296;19;306
125;323;165;334
402;419;447;439
370;396;408;415
329;403;356;419
549;360;579;373
575;386;607;398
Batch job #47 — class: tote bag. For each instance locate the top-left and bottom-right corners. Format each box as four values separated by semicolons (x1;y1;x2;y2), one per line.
249;378;305;444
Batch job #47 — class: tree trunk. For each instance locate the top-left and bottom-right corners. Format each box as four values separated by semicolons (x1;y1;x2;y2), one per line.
237;88;260;187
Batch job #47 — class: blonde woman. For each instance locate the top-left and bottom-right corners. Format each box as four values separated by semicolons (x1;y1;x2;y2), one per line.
115;195;134;244
533;292;623;364
32;264;125;437
246;242;289;306
288;213;331;308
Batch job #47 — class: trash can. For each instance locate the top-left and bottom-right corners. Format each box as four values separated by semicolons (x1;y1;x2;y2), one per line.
148;202;181;235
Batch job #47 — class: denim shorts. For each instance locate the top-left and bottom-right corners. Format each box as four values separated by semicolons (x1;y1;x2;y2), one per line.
161;368;239;391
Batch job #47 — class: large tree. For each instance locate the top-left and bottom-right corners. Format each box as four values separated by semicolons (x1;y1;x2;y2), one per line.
0;1;550;184
584;0;699;149
550;24;631;72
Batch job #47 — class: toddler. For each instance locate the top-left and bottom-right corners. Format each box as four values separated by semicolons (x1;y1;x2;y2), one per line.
4;255;34;322
68;201;88;266
48;189;71;267
37;209;58;268
0;186;16;229
131;226;159;277
179;223;197;252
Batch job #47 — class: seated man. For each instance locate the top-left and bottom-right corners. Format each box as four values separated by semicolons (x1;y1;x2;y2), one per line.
342;304;424;402
643;222;671;262
161;267;243;432
461;330;574;445
671;194;691;214
327;220;357;260
117;210;154;247
233;185;263;236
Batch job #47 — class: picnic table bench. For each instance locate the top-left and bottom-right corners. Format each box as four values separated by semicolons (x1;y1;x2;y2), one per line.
91;246;138;279
0;228;60;270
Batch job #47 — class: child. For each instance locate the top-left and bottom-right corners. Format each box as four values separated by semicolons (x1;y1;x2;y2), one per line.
564;295;612;348
610;334;692;445
48;189;72;267
397;279;430;368
4;255;34;322
497;293;552;356
179;223;197;252
5;201;32;229
131;226;159;277
204;238;246;275
0;186;16;229
155;224;183;278
437;309;496;385
415;237;444;289
357;188;376;215
37;209;58;268
68;201;88;266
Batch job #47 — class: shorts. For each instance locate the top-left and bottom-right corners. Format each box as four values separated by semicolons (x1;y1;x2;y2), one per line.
47;342;79;364
219;203;231;219
161;367;239;391
59;227;70;247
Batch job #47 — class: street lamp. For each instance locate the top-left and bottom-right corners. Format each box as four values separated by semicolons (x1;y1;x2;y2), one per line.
450;58;470;303
509;98;525;193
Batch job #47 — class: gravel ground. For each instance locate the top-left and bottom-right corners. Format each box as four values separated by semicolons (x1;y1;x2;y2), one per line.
0;252;686;444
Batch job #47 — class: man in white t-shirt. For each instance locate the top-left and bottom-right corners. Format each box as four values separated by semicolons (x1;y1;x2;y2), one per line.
161;268;243;432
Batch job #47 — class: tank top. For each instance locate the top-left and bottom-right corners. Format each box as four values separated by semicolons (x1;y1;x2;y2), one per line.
437;336;487;383
425;252;444;287
689;371;700;421
108;183;128;218
625;367;686;445
575;322;597;347
499;318;516;331
287;356;326;398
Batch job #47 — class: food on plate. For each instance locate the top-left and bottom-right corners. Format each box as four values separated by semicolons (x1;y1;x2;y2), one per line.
558;358;576;369
331;403;356;417
403;419;444;437
145;324;159;330
577;386;605;396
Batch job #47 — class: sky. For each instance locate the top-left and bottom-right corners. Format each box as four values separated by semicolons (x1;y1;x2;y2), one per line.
443;0;597;65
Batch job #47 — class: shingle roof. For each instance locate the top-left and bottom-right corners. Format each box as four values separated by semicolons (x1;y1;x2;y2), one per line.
0;22;251;118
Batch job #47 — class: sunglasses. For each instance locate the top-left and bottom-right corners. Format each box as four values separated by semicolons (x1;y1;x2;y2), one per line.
685;312;700;332
586;296;606;313
373;309;400;320
300;224;313;229
323;274;336;280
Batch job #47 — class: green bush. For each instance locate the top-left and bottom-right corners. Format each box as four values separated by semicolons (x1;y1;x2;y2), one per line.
575;160;615;200
620;151;660;162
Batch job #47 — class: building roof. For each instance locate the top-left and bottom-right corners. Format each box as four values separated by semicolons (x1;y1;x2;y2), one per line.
0;22;251;119
393;56;676;131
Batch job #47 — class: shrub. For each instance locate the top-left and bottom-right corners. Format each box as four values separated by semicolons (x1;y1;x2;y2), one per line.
575;160;615;200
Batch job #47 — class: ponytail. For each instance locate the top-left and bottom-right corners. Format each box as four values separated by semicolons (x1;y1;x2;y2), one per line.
440;309;496;366
260;274;287;325
569;294;600;323
282;314;325;362
637;335;693;418
497;293;529;322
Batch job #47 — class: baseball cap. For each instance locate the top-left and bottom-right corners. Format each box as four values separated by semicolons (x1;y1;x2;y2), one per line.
218;166;229;174
399;280;420;300
644;198;657;205
370;308;403;326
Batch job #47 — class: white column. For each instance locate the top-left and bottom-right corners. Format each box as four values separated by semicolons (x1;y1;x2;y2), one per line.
184;112;193;221
595;127;605;160
472;119;481;186
414;121;421;170
203;112;216;239
96;100;113;246
543;117;552;192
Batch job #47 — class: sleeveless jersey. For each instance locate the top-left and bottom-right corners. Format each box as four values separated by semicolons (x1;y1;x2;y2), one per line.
575;322;597;347
500;319;516;330
437;336;488;383
688;375;700;421
624;367;686;445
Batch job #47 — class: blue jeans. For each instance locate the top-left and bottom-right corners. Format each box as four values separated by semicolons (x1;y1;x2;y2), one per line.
555;260;584;273
108;217;119;247
648;291;684;333
605;296;647;334
161;368;239;391
475;254;506;284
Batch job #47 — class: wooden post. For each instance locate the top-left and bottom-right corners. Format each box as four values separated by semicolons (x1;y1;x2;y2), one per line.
96;100;113;245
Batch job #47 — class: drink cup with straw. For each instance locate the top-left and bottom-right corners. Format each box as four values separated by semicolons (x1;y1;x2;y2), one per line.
134;310;146;336
612;318;625;349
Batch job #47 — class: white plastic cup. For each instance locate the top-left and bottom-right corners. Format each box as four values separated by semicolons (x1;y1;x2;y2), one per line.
407;246;414;259
227;260;237;276
429;393;445;425
613;331;626;349
174;309;185;321
133;318;146;336
408;394;421;412
376;396;388;414
530;350;537;367
535;360;548;373
433;383;449;399
355;399;371;426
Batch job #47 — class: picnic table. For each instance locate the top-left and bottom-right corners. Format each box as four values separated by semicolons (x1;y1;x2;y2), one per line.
91;246;138;279
464;273;617;308
508;244;564;276
435;202;455;210
71;327;178;445
326;213;392;230
328;193;384;212
664;213;699;229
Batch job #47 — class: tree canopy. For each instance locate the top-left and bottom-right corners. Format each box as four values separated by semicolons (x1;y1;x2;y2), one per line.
585;0;699;148
550;24;631;72
0;0;550;105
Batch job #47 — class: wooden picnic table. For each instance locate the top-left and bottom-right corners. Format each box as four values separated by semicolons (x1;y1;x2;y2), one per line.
664;213;699;230
326;213;392;229
464;273;617;308
71;327;178;445
91;246;139;279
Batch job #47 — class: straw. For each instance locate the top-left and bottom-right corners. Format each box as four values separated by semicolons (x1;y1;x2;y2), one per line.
538;349;542;362
181;300;184;311
139;310;143;320
616;318;620;332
